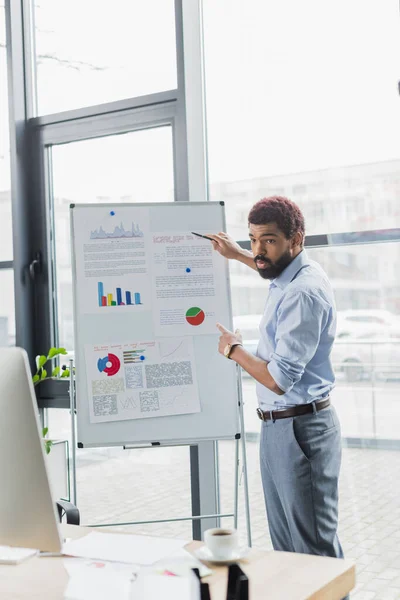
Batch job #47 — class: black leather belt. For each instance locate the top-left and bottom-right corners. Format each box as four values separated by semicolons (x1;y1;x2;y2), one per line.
256;397;330;421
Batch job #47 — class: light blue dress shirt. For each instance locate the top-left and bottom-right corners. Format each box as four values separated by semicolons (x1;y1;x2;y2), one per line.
256;249;336;410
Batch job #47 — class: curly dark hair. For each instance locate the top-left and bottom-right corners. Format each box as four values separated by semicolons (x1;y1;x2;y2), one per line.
248;196;305;241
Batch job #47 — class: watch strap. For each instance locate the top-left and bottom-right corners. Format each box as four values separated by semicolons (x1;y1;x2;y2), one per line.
226;342;242;359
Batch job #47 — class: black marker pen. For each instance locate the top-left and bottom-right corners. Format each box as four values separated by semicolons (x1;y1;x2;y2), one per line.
191;231;214;241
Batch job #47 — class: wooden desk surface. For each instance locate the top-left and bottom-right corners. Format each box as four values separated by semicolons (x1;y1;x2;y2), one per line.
0;524;355;600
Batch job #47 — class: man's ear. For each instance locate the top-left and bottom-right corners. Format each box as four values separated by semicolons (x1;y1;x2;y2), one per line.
291;231;303;248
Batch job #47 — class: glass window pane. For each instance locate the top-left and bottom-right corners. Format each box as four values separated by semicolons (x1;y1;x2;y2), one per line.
0;270;15;346
306;243;400;443
203;0;400;237
51;126;174;350
46;408;193;537
0;7;13;260
34;0;177;115
231;239;400;588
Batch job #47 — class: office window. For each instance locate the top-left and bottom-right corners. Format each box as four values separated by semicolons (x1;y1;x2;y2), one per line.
204;3;400;593
203;0;400;238
0;6;13;261
50;126;174;350
33;0;177;115
231;240;400;594
46;408;193;536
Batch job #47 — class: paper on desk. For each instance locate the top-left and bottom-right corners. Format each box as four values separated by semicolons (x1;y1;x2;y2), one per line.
63;569;132;600
63;532;187;566
153;547;212;578
63;556;137;578
134;570;201;600
63;558;200;600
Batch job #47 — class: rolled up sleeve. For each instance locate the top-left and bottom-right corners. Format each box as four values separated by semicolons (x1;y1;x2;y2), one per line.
267;291;327;393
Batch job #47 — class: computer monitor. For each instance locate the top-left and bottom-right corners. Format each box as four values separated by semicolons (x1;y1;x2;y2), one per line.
0;347;63;552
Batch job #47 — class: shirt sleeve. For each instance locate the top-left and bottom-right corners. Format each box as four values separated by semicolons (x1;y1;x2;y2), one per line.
267;291;328;393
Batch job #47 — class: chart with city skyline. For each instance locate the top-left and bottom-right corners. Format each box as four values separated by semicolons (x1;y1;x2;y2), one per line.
90;221;143;240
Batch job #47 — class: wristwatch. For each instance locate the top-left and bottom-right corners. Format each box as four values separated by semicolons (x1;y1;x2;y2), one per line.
223;342;242;359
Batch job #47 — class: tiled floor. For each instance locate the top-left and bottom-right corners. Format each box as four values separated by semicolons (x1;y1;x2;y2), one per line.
67;439;400;599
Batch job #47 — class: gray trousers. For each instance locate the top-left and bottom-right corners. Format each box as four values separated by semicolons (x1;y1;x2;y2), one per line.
259;405;344;559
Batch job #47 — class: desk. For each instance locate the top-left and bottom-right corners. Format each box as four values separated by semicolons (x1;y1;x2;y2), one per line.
0;525;355;599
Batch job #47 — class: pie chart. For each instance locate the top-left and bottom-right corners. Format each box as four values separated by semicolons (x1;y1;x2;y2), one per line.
186;306;205;326
97;353;121;376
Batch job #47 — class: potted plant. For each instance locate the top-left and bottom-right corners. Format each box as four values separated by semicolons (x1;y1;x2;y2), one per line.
32;347;70;454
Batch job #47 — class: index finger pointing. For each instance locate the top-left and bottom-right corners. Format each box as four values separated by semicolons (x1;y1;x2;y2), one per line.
216;323;229;333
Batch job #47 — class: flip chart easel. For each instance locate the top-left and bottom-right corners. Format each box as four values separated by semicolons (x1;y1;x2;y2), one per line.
69;202;252;544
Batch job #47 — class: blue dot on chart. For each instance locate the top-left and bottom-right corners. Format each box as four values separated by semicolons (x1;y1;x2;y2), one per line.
110;210;115;216
186;267;191;273
140;355;145;361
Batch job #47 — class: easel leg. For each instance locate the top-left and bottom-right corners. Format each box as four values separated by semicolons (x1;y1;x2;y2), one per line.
237;365;252;548
215;440;221;528
69;359;77;507
234;436;239;530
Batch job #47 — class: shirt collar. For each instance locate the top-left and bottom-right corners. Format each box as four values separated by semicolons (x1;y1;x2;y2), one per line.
272;249;310;290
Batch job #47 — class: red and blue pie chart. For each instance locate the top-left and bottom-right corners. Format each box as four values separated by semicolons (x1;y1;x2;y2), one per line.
186;306;205;326
97;353;121;376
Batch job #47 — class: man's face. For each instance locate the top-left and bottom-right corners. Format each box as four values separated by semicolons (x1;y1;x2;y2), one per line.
249;222;299;280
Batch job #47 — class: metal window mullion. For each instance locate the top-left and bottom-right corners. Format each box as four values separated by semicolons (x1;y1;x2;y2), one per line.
180;0;218;540
181;0;208;202
0;262;14;269
172;0;189;202
45;147;58;349
27;128;56;379
22;0;37;117
31;90;179;127
238;228;400;251
5;0;35;363
38;103;178;146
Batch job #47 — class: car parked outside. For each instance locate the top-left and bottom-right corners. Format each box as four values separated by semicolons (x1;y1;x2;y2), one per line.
336;309;400;339
331;331;400;382
234;310;400;382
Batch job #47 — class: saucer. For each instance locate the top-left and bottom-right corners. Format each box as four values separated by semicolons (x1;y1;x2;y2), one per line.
194;545;250;565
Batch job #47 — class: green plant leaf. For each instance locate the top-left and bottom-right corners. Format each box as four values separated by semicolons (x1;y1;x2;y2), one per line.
45;440;53;455
42;427;49;437
40;368;47;380
36;355;47;370
33;374;40;384
61;368;70;378
52;366;61;377
47;347;68;359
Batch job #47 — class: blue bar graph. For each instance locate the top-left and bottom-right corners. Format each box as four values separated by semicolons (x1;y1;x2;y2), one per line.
98;282;104;306
97;281;142;307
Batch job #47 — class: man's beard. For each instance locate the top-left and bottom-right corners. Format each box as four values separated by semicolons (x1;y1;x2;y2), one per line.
254;250;293;280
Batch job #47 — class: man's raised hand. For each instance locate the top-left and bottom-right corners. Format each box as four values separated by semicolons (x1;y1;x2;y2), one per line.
206;232;243;260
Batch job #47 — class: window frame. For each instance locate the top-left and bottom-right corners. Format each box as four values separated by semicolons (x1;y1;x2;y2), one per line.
6;0;219;542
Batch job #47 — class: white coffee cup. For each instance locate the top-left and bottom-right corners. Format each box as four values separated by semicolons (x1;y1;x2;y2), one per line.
203;528;239;559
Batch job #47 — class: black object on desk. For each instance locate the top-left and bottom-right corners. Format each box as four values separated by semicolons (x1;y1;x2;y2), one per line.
227;564;249;600
192;568;211;600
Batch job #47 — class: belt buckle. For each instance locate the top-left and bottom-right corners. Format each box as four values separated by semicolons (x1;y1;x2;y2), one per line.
256;408;265;421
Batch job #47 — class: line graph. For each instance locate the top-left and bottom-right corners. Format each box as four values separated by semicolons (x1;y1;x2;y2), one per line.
159;338;189;361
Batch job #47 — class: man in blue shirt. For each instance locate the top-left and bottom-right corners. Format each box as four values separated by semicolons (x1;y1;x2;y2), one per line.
210;196;345;568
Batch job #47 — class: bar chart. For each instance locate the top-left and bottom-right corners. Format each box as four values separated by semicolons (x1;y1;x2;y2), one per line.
98;282;142;307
